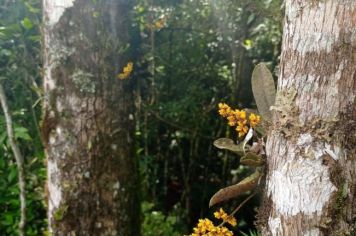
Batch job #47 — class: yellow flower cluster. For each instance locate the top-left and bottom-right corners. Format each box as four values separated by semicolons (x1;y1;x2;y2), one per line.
214;208;237;227
249;113;261;128
218;103;261;137
118;62;133;80
190;219;233;236
218;103;231;117
154;18;165;29
189;208;236;236
146;18;166;30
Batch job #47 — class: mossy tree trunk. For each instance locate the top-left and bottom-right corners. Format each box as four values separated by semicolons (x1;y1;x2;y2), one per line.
262;0;356;235
42;0;140;235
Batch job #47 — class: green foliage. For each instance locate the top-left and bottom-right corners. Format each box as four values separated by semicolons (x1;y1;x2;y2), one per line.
133;0;281;232
0;115;46;235
141;202;182;236
240;230;261;236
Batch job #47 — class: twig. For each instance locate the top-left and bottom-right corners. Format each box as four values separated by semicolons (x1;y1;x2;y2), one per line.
230;192;257;216
0;84;26;236
218;192;257;227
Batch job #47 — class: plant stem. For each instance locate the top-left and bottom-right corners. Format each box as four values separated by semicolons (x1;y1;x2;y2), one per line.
0;84;26;236
230;192;256;216
218;192;257;227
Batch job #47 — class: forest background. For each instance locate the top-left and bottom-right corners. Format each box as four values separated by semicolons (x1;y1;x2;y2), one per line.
0;0;282;235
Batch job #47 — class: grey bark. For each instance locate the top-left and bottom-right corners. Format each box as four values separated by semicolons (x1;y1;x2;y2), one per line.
260;1;356;235
42;0;140;235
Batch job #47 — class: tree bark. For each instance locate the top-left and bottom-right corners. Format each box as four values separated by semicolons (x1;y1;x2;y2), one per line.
262;0;356;235
42;0;140;235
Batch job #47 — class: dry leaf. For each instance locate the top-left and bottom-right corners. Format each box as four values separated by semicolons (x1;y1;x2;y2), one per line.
251;63;276;122
209;170;261;207
213;138;245;156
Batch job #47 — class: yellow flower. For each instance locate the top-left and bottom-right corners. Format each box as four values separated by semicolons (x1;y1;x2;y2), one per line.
193;226;203;234
118;62;133;80
236;121;248;137
249;113;261;128
190;215;235;236
123;63;133;73
218;103;232;118
225;216;237;227
214;208;228;220
235;110;246;120
227;115;237;126
217;103;251;138
218;226;234;236
214;208;237;227
197;218;214;233
211;226;233;236
118;73;126;80
154;18;165;29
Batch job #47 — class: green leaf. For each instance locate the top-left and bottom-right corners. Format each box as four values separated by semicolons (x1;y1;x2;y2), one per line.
0;49;12;57
4;214;14;225
24;2;40;13
0;131;7;144
247;14;255;25
251;63;276;122
21;17;33;30
29;35;41;42
240;230;260;236
8;167;17;183
209;169;261;207
243;39;253;49
14;127;32;141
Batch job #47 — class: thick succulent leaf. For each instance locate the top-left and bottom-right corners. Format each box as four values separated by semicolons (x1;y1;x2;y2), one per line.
251;63;276;121
213;138;245;156
213;129;254;156
209;170;261;207
240;152;264;167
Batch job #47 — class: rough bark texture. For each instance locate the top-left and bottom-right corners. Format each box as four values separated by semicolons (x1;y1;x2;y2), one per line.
261;0;356;235
42;0;140;235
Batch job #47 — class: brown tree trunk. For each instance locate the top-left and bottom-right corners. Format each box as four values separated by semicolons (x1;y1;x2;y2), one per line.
42;0;140;235
261;0;356;235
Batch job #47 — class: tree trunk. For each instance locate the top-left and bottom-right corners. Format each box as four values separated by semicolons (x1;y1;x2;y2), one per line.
42;0;140;235
262;0;356;235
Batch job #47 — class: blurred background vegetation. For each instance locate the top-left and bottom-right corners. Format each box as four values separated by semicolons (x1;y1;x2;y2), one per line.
0;0;281;235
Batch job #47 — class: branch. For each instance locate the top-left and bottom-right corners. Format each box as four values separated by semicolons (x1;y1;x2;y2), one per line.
0;84;26;236
218;192;257;227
